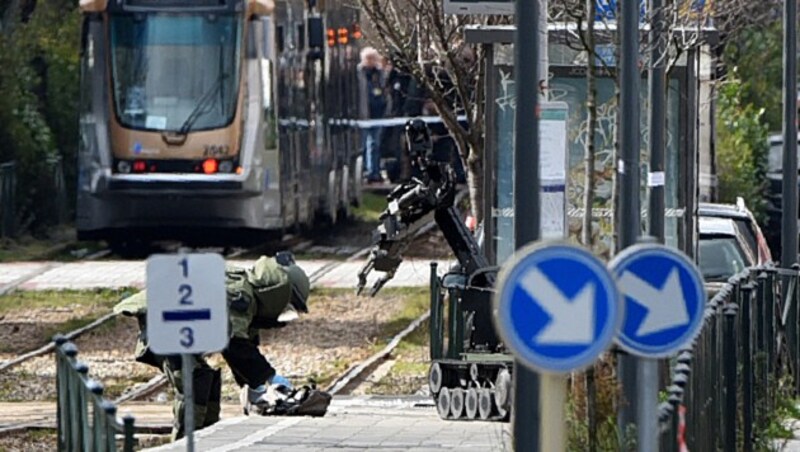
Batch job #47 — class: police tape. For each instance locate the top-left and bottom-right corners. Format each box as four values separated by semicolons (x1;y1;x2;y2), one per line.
278;115;468;129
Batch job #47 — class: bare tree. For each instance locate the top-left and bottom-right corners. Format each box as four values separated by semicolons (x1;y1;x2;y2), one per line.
357;0;508;223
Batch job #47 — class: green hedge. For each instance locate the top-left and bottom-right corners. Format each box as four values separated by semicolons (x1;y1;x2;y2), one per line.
0;0;80;234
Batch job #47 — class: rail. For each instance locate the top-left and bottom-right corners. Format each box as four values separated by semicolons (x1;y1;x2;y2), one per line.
658;264;800;451
54;335;136;452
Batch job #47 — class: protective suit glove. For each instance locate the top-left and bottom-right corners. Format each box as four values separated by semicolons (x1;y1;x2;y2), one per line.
268;374;293;389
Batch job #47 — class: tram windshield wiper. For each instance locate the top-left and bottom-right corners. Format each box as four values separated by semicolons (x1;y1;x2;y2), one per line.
178;72;230;135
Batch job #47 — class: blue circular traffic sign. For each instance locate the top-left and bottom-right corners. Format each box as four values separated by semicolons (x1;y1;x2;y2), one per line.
493;243;622;374
610;244;706;357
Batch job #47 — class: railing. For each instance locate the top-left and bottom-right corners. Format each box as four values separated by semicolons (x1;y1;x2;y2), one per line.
0;161;16;237
658;265;800;451
48;155;68;225
55;335;136;452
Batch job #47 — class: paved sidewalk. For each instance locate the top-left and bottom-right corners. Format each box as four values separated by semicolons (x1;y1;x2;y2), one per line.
146;396;509;452
0;259;451;292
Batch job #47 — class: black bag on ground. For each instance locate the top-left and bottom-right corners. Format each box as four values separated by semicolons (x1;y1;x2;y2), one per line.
257;385;332;417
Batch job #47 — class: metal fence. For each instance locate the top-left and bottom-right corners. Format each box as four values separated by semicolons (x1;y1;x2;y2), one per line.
55;335;136;452
0;156;69;238
658;265;800;451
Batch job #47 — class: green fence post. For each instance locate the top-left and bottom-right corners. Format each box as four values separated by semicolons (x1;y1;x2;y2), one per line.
755;273;767;430
88;380;105;451
102;401;117;452
0;162;16;237
56;337;137;452
75;362;91;451
723;302;739;452
793;265;800;395
429;262;443;360
123;415;135;452
741;283;754;451
766;274;777;405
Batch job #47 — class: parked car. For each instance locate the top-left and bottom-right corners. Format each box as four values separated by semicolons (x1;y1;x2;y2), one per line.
699;215;756;296
699;199;773;266
764;133;799;260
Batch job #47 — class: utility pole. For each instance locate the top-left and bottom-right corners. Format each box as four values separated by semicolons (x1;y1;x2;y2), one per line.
513;0;541;449
782;0;797;269
617;0;642;443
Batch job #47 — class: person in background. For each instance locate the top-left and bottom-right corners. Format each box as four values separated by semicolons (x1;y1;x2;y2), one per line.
382;54;412;182
357;47;389;184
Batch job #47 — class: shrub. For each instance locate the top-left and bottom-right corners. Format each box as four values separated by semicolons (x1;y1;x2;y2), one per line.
715;75;769;224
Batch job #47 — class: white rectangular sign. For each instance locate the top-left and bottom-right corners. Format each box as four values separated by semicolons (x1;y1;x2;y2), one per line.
146;254;228;355
540;102;569;240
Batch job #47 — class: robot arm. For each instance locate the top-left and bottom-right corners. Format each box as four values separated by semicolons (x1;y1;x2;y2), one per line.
356;119;455;296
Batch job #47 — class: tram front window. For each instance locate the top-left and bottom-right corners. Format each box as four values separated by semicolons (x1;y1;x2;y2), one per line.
110;13;242;133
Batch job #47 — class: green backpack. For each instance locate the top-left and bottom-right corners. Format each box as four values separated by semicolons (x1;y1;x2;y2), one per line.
226;256;293;329
115;256;298;342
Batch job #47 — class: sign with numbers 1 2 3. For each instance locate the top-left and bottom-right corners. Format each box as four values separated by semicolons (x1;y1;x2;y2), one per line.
146;254;228;355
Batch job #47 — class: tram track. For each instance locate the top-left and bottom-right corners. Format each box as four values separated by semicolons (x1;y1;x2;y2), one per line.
109;241;380;406
0;239;281;379
0;196;461;439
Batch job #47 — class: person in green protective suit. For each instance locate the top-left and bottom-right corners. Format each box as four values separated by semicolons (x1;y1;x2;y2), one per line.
114;252;311;441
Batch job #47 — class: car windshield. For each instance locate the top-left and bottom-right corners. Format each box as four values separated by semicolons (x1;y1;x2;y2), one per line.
698;236;749;281
731;220;758;260
109;13;242;133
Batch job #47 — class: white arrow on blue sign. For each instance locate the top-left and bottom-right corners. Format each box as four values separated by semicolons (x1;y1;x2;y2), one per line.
610;244;706;357
494;243;622;374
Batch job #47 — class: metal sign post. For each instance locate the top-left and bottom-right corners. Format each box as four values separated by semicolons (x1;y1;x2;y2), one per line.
642;0;667;448
495;244;622;451
611;243;706;452
512;0;540;448
182;355;195;452
147;253;228;450
617;0;642;440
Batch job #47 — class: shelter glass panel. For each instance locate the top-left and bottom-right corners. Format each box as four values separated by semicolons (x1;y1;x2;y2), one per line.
491;44;687;264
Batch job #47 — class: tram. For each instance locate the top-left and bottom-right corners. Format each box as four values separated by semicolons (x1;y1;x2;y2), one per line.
75;0;363;247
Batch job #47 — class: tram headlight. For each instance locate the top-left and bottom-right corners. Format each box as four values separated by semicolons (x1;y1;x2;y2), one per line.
202;158;219;174
117;160;131;174
219;160;234;173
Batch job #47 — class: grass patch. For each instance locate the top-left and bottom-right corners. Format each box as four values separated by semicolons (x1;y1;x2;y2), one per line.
41;313;123;346
352;192;388;222
0;289;134;353
304;287;430;389
375;287;429;348
0;289;133;315
390;358;429;376
365;288;431;395
0;429;56;452
759;381;800;448
307;357;354;389
0;225;106;263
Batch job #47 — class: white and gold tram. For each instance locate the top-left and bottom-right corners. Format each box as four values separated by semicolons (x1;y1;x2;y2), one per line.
76;0;363;247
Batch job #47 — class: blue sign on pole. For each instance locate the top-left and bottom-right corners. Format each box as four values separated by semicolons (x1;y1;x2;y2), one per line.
595;0;646;22
610;244;706;357
494;243;621;373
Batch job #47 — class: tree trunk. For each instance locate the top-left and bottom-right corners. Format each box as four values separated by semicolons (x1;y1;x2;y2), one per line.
466;148;483;224
582;10;597;249
583;2;599;451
